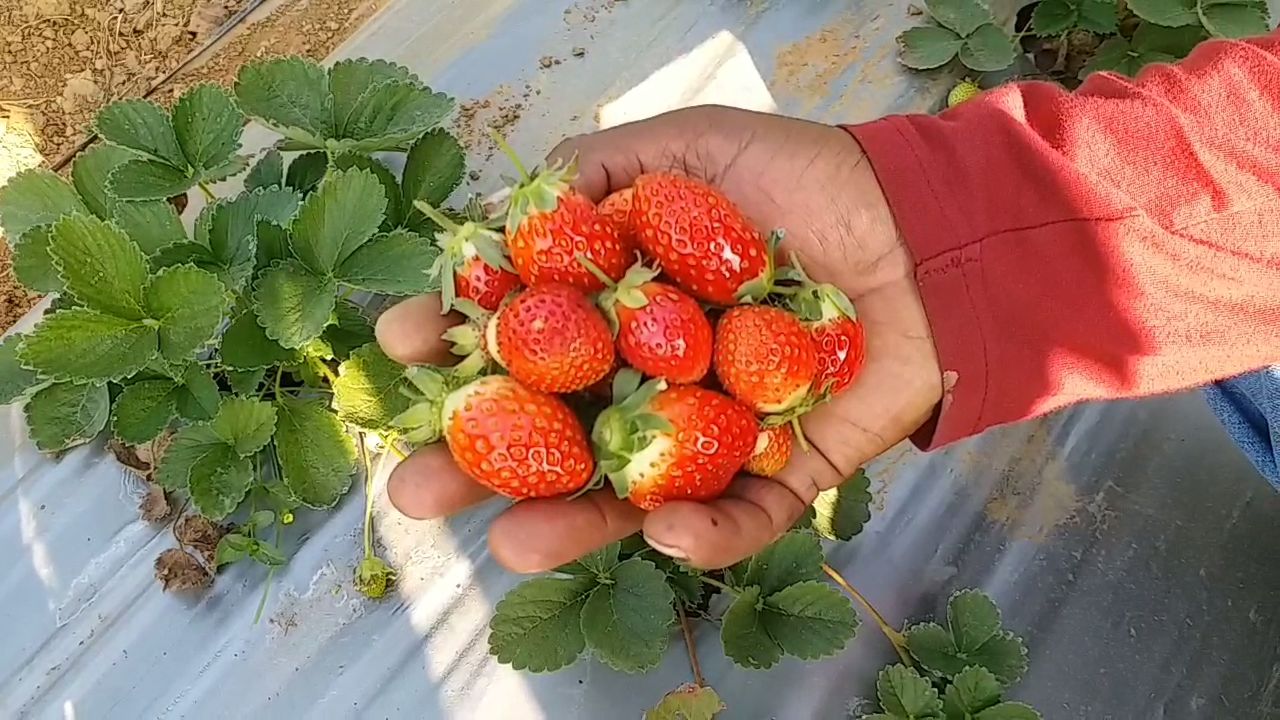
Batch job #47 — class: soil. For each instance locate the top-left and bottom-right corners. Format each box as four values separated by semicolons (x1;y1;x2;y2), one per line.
0;0;390;333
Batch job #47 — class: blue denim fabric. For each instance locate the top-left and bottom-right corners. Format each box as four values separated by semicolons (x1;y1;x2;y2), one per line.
1204;367;1280;491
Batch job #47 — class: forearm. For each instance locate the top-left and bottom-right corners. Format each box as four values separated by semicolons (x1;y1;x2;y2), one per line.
849;32;1280;446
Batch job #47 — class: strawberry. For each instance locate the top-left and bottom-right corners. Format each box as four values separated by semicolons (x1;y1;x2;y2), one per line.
583;260;713;384
630;172;777;305
788;255;866;396
948;79;981;108
598;187;637;248
444;375;595;499
493;284;615;393
744;424;793;478
414;200;520;313
593;371;756;510
712;305;816;415
493;135;630;291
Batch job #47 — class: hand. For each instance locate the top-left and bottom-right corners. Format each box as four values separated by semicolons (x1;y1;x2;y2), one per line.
376;106;942;572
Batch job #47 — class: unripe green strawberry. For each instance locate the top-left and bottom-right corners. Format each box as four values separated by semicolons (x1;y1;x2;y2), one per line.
948;79;981;108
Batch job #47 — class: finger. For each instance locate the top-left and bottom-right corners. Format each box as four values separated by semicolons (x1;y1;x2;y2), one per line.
546;107;716;201
488;492;646;574
375;294;463;366
387;444;493;519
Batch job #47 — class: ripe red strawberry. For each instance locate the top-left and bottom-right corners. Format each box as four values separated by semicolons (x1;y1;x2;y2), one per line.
586;261;713;384
713;305;817;415
788;256;866;396
494;137;630;291
414;200;520;312
598;187;637;248
631;172;777;305
744;424;793;477
444;375;594;499
594;372;756;510
494;284;615;393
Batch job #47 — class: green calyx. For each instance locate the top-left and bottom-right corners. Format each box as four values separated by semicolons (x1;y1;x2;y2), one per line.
416;199;513;313
590;369;674;499
390;364;480;446
578;257;657;335
491;129;574;235
736;228;793;304
785;252;857;323
354;555;397;599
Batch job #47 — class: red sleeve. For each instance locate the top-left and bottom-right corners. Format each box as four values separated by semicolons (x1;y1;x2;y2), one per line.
846;32;1280;448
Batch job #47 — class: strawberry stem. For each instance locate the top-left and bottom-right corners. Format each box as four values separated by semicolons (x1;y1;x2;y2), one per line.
697;575;739;595
791;417;812;453
821;563;912;667
413;199;462;233
576;254;616;288
489;130;531;182
676;604;706;687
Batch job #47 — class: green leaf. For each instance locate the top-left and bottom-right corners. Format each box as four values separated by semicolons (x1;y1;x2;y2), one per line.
334;80;454;153
215;533;250;566
965;632;1029;686
93;99;186;167
233;57;332;148
959;24;1017;72
189;448;253;519
288;168;386;274
332;342;412;430
721;586;783;670
209;396;277;456
249;540;287;566
285;151;329;195
108;159;194;201
558;542;622;577
898;26;964;69
253;261;337;349
322;300;375;360
943;666;1003;717
1031;0;1077;35
877;664;943;719
328;59;415;136
110;379;178;443
199;154;250;183
145;265;230;362
1132;22;1208;58
254;221;291;269
155;423;221;489
489;575;596;672
0;168;89;239
760;581;858;660
333;154;404;230
1081;36;1144;76
925;0;993;35
245;148;284;191
402;129;466;210
0;334;41;404
735;531;823;596
48;214;149;319
11;226;61;293
1200;1;1269;38
196;187;300;287
21;309;154;382
811;469;872;541
274;396;356;508
645;684;725;720
335;229;436;295
112;200;186;254
906;622;968;678
227;368;266;396
171;84;243;173
1128;0;1198;26
974;703;1041;720
581;558;674;672
72;144;132;219
1077;0;1117;33
220;310;300;369
25;381;110;452
175;365;221;421
949;589;1000;652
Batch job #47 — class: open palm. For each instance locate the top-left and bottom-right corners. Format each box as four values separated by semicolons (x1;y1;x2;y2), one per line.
377;106;942;572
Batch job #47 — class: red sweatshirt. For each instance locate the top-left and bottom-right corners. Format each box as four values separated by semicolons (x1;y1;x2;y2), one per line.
848;32;1280;447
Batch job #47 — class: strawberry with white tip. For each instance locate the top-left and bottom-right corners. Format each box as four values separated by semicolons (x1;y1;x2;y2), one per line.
787;254;865;397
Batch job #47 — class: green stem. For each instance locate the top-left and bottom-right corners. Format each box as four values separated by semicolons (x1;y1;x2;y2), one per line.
378;434;408;461
254;524;281;624
676;604;706;687
489;130;531;182
697;575;739;596
821;563;912;667
197;181;216;202
315;360;339;386
274;365;284;396
359;435;375;557
413;197;462;232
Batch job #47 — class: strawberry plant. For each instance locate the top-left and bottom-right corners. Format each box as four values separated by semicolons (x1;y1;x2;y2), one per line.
0;56;465;598
897;0;1272;98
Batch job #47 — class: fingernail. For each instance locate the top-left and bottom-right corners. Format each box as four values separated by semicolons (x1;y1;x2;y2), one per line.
643;534;688;560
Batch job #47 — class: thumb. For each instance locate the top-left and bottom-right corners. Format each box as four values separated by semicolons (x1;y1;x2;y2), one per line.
546;106;721;201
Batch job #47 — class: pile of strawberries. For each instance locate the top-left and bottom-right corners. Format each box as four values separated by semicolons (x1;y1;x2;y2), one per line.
396;147;865;511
